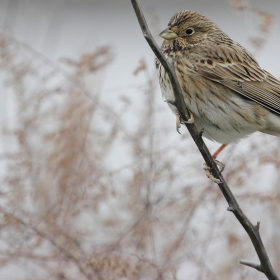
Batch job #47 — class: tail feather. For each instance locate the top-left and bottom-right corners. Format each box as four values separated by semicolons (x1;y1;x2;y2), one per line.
260;112;280;137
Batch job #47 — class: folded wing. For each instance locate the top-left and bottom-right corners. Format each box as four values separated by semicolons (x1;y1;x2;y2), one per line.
189;44;280;115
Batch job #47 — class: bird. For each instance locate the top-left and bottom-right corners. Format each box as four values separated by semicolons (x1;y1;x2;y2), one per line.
156;10;280;177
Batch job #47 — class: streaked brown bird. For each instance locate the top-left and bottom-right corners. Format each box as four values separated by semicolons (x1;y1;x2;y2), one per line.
156;10;280;171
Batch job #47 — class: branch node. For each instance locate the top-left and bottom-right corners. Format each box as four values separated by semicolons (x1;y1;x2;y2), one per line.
240;259;262;272
165;99;177;107
255;221;260;232
227;205;236;212
199;128;204;137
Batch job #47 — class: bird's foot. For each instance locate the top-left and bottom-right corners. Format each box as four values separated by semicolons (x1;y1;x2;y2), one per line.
203;163;221;183
203;159;225;183
183;112;194;124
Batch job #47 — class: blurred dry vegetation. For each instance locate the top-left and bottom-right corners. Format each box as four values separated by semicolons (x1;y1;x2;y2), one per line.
231;0;274;50
0;2;279;280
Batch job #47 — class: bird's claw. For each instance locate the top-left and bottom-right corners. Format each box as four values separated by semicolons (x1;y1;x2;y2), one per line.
203;158;226;183
203;159;225;183
203;163;221;183
214;159;225;173
183;113;194;124
176;113;182;134
176;112;194;133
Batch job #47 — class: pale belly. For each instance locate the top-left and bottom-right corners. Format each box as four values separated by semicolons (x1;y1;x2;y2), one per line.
157;62;270;144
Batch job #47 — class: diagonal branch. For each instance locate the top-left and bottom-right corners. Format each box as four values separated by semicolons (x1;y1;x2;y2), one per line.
130;1;279;279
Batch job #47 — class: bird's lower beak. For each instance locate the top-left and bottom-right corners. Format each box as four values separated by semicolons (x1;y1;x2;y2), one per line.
159;28;178;40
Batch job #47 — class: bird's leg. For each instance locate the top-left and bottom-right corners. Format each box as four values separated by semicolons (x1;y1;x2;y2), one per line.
212;144;227;172
203;144;227;183
212;144;227;160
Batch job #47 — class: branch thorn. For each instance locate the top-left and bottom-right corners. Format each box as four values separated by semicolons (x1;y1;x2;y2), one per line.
240;260;262;272
165;99;176;107
227;205;235;212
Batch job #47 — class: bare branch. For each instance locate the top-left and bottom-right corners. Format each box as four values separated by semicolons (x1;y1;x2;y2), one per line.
130;1;279;279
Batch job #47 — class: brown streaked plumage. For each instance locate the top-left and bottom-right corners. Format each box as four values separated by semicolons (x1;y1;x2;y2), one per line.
156;10;280;161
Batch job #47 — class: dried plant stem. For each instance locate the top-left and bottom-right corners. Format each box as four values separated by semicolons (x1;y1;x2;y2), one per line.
130;1;279;279
0;207;98;279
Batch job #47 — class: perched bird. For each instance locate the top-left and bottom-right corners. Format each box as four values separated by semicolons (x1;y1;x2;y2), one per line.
156;10;280;170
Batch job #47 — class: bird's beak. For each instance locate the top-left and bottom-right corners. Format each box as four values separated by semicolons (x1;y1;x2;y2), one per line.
159;28;178;40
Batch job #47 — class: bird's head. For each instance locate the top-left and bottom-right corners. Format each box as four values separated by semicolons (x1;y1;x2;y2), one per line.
160;11;217;50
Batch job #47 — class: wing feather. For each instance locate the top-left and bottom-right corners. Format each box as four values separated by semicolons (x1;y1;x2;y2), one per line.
188;44;280;115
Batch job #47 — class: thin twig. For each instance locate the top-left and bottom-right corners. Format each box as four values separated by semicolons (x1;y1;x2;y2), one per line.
0;207;98;279
130;1;279;279
240;259;263;272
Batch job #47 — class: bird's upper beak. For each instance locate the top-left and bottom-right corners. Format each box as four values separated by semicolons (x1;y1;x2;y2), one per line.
159;28;178;40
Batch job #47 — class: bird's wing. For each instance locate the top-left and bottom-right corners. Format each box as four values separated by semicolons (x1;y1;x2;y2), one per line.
189;44;280;115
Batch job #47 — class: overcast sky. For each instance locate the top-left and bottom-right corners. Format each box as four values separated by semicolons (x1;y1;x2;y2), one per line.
0;0;280;93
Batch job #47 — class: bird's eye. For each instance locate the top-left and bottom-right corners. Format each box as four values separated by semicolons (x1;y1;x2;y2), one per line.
186;28;194;35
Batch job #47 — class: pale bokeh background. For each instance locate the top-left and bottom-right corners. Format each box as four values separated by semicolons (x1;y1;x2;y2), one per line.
1;0;280;92
1;0;280;166
0;1;279;279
